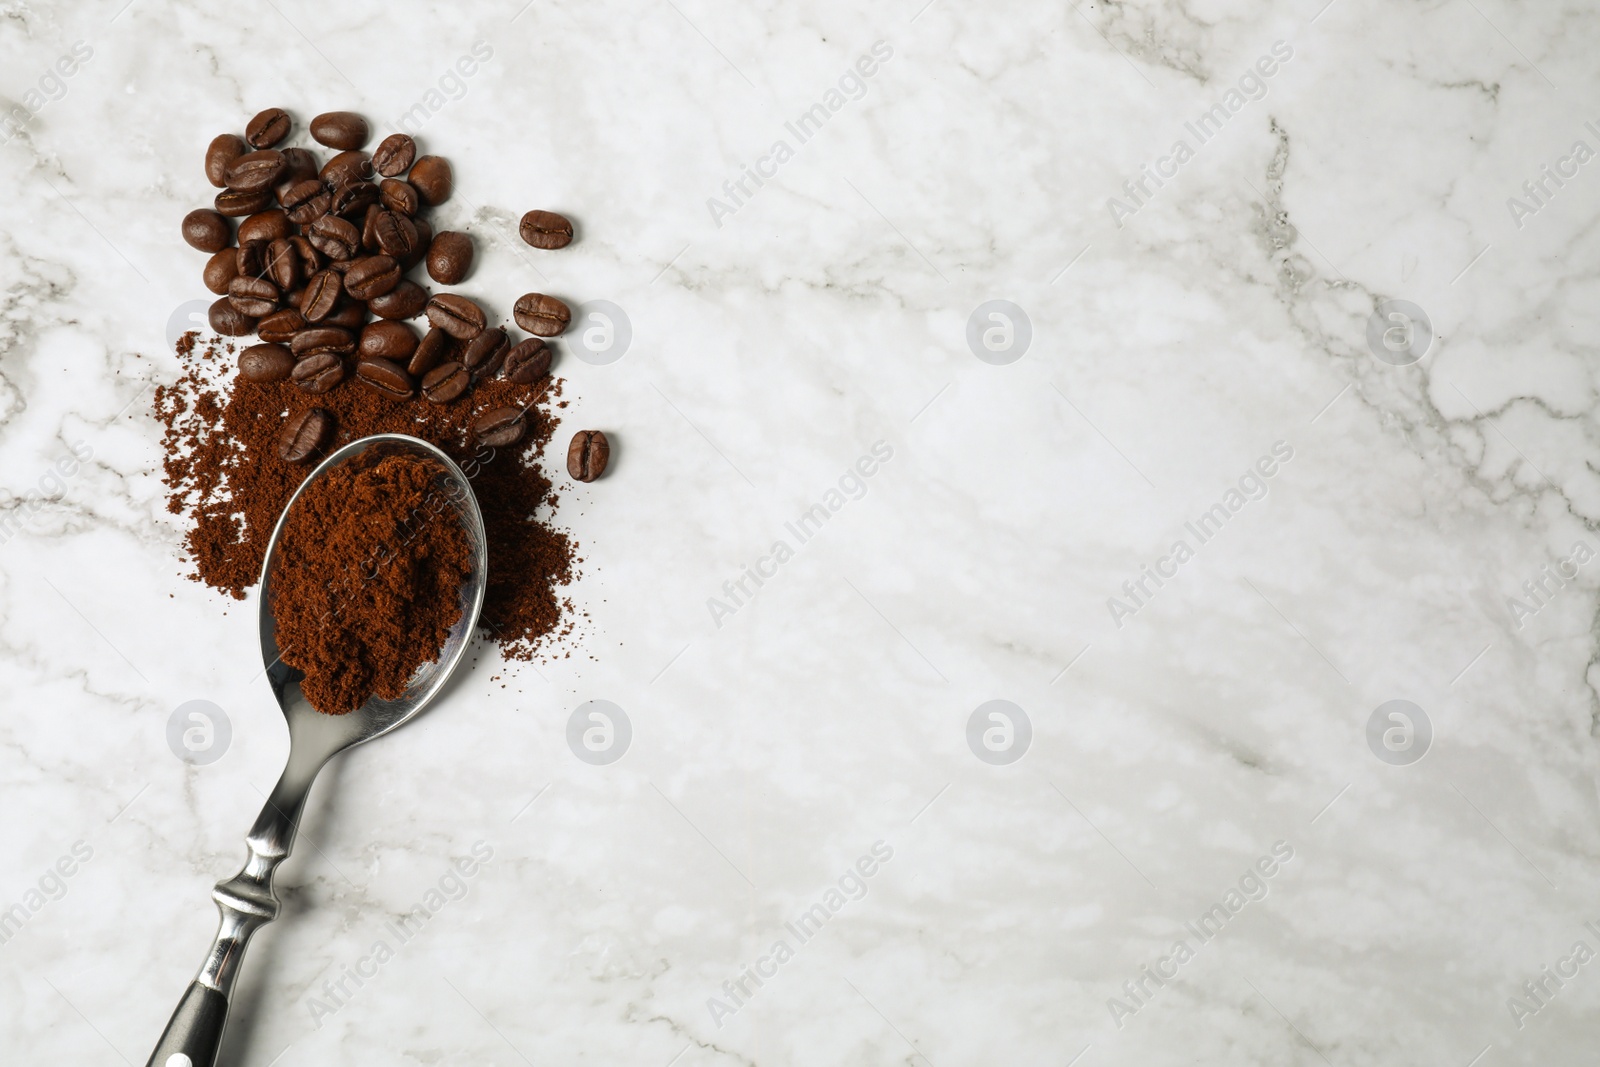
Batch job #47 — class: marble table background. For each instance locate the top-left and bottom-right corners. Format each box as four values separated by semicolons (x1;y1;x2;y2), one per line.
2;0;1599;1063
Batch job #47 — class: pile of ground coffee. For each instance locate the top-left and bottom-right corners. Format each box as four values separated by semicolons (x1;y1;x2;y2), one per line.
270;451;473;714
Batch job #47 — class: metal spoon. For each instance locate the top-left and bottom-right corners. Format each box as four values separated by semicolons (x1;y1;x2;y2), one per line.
144;433;488;1067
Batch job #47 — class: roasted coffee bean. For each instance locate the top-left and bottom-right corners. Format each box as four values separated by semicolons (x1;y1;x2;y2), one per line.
567;430;610;481
358;320;419;362
425;293;486;340
377;178;418;216
279;147;320;185
502;337;551;383
426;231;473;285
307;214;361;260
182;209;231;253
245;107;291;149
291;326;356;359
280;179;332;225
300;270;342;323
289;234;323;275
408;326;454;376
292;353;346;393
209;297;256;336
519;209;573;249
462;327;508;379
205;133;248;188
356;357;415;400
373;133;416;177
203;249;239;295
473;405;527;448
215;187;274;217
235;240;268;278
324;300;369;331
228;275;279;318
343;255;400;300
368;279;429;320
401;216;431;272
265;238;302;290
408;155;453;205
257;307;306;343
357;203;379;252
421;361;470;404
238;208;292;245
239;342;294;383
285;286;306;309
310;111;368;151
330;180;379;218
512;292;571;336
225;149;287;192
326;256;356;274
278;407;335;462
373;210;419;259
320;150;372;187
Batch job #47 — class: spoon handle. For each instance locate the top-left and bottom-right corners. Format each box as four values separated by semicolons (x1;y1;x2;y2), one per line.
144;755;322;1067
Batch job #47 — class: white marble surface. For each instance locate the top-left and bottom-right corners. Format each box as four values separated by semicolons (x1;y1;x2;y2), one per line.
2;0;1600;1063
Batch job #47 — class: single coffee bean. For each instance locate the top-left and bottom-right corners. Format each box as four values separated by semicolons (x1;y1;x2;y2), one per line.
324;300;369;330
462;327;509;379
358;321;419;362
224;149;287;192
215;187;274;217
373;210;419;260
278;407;335;463
292;353;346;393
425;293;486;340
512;292;571;336
182;209;231;253
228;275;279;318
567;430;610;481
310;111;369;151
235;240;268;278
279;146;320;186
368;279;429;320
300;270;342;323
245;107;291;149
280;179;332;225
203;249;239;295
401;216;431;272
343;255;401;300
408;155;453;206
265;238;302;290
378;178;419;216
256;307;306;343
519;210;573;249
426;231;473;285
320;150;372;187
356;357;415;400
307;214;361;260
502;337;551;383
472;405;527;448
209;297;256;336
408;326;454;376
421;361;470;404
359;203;381;252
238;208;292;245
330;180;379;219
290;326;356;359
205;133;248;188
373;133;416;177
289;234;323;276
239;342;294;383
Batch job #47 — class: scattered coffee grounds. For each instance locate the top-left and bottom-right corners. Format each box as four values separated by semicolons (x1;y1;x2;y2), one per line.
270;452;473;714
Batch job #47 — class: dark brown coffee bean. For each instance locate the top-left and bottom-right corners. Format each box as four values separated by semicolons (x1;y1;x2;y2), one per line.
502;337;551;383
408;155;453;205
289;235;323;275
291;326;356;359
368;279;429;320
245;108;291;149
401;216;431;272
358;321;419;362
264;238;301;290
225;149;287;193
421;362;470;404
473;405;527;448
519;210;573;249
209;297;256;336
215;187;274;217
343;255;400;300
359;203;382;252
257;307;306;343
300;270;342;323
462;327;508;379
285;287;306;309
203;249;239;295
377;178;419;216
238;208;292;245
426;231;473;285
205;133;248;188
228;276;278;318
310;111;368;151
235;240;267;279
408;327;454;376
307;214;361;260
512;292;571;336
182;209;231;253
320;150;372;187
280;179;332;225
373;210;419;260
330;181;379;218
292;353;346;393
239;342;294;383
373;134;416;178
425;293;486;340
323;300;369;330
356;357;415;400
567;430;610;481
278;407;335;463
279;147;320;185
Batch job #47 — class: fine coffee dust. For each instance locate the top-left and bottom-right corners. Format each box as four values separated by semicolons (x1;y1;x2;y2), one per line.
154;331;578;661
270;452;472;715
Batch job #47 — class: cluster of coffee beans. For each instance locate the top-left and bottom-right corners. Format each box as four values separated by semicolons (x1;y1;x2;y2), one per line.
183;107;583;461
